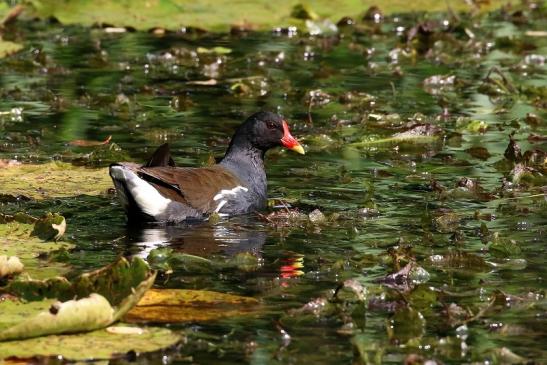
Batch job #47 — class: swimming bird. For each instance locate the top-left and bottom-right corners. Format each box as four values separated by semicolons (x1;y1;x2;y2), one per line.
109;111;304;223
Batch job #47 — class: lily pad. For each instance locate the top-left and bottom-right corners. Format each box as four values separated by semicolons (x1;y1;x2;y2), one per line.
31;213;66;241
0;219;74;279
387;307;425;343
0;293;114;341
0;326;182;361
0;258;156;341
4;256;154;303
350;124;442;148
124;288;259;323
427;251;490;272
0;162;111;200
25;0;507;32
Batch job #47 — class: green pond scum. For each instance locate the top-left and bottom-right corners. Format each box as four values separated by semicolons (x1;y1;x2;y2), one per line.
0;0;546;363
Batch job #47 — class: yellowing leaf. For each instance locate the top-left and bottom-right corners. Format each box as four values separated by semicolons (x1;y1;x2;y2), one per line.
0;40;22;59
125;289;259;323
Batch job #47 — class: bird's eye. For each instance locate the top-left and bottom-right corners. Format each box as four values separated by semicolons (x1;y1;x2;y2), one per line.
266;121;277;130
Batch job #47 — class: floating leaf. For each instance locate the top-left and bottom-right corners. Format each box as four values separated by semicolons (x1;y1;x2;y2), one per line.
0;326;182;361
0;40;23;59
423;74;456;95
352;336;384;365
73;143;130;167
0;256;24;278
489;234;522;258
0;219;74;279
0;162;111;200
308;209;327;224
0;294;114;341
350;124;442;148
388;307;425;343
305;19;338;36
379;262;429;292
124;289;259;323
504;135;523;163
458;119;488;133
196;46;232;55
0;258;156;340
333;279;367;302
465;146;491;160
488;347;527;364
69;135;111;147
427;251;490;272
433;212;460;233
509;163;544;185
408;285;437;309
25;0;506;32
31;212;66;241
147;248;213;274
4;256;153;304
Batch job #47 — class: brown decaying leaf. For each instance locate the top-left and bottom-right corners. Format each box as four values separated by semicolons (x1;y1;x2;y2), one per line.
465;146;491;160
393;123;443;138
69;135;112;147
528;133;547;142
504;134;522;162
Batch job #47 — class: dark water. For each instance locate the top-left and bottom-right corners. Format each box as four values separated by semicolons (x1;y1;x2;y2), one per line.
1;6;546;364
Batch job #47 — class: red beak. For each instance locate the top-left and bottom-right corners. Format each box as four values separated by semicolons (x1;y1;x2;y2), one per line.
280;121;305;155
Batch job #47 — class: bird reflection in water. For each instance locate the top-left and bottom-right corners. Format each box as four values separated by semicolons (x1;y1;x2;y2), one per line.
125;217;305;282
127;218;265;258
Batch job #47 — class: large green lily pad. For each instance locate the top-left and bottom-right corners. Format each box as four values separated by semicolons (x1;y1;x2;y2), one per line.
26;0;507;32
0;219;74;279
0;326;182;361
0;293;114;341
0;162;111;200
0;257;156;341
4;256;154;303
125;288;260;323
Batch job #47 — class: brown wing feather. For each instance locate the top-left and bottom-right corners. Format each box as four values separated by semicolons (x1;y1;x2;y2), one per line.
138;165;245;213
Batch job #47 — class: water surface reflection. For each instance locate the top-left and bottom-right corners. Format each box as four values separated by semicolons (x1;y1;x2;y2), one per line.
127;218;268;258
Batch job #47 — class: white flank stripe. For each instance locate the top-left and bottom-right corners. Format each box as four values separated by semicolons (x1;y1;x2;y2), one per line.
213;186;248;201
215;200;228;213
212;185;248;214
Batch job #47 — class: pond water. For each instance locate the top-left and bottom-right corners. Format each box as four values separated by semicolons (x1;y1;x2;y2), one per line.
0;4;546;364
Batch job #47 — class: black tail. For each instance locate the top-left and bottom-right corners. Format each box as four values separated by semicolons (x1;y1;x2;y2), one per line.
143;143;176;168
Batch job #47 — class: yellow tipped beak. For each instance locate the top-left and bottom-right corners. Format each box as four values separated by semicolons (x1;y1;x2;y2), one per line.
281;120;305;155
289;143;305;155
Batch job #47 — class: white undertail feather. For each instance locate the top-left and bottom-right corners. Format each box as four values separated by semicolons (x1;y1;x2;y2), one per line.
110;166;171;216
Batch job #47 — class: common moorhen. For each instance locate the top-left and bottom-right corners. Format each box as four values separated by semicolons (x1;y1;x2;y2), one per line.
109;111;304;223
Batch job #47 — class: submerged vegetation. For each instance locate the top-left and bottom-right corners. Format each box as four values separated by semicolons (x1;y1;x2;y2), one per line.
0;0;546;363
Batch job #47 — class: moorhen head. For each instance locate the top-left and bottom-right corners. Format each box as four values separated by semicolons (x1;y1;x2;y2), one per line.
109;111;304;223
